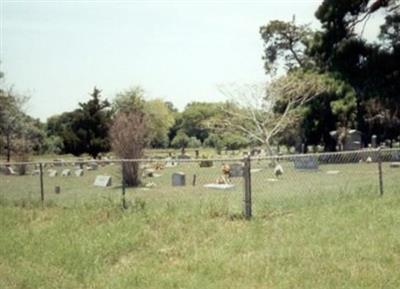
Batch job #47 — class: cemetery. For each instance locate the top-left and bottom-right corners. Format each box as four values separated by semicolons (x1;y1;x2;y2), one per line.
1;1;400;288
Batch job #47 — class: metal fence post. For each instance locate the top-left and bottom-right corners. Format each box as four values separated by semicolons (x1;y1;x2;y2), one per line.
121;161;127;209
39;163;44;204
378;148;384;196
243;156;252;219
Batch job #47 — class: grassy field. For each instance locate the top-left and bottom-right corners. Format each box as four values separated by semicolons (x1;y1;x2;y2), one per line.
1;154;400;288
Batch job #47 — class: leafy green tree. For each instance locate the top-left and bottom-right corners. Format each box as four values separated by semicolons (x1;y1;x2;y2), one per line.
171;131;190;154
144;99;175;148
0;73;41;161
180;102;222;143
47;87;111;158
204;133;225;154
260;17;313;74
112;86;145;113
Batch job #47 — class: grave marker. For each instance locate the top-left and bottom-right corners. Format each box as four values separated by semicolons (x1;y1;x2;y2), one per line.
172;172;186;186
94;175;112;187
61;169;71;176
48;170;58;177
294;156;319;170
230;163;244;178
75;169;84;177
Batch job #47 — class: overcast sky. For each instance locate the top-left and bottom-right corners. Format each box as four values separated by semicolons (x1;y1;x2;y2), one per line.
0;0;384;120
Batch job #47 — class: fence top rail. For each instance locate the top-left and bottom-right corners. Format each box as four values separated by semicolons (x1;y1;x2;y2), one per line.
251;148;384;161
0;157;247;166
0;147;397;166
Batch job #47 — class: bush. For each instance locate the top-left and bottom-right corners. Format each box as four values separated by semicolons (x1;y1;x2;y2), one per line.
110;111;148;187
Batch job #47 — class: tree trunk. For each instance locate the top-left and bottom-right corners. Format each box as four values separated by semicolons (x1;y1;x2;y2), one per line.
264;140;277;166
6;132;10;162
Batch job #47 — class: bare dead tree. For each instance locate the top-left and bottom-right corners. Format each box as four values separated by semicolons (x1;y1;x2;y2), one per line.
110;110;148;187
218;72;330;160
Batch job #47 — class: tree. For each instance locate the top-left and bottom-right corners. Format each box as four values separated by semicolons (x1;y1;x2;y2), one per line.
112;86;145;113
144;99;175;148
110;110;148;187
219;72;331;157
260;17;314;75
180;102;222;143
0;82;33;162
171;131;190;155
112;87;175;148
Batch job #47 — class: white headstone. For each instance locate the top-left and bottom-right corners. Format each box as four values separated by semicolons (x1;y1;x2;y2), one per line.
7;167;17;175
61;169;71;176
203;184;235;190
75;169;84;177
390;162;400;168
49;170;58;177
94;175;112;187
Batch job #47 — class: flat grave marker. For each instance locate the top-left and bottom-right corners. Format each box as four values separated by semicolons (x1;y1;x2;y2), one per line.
94;175;112;187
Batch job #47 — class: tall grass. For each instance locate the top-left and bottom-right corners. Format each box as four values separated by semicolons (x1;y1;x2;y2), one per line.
1;189;400;289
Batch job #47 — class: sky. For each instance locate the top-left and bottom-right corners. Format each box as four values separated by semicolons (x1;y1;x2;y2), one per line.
0;0;384;120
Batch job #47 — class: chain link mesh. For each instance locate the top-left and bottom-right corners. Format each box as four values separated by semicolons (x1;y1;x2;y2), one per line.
0;148;399;216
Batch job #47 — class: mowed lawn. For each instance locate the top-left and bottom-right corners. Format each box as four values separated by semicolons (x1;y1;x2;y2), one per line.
1;158;400;288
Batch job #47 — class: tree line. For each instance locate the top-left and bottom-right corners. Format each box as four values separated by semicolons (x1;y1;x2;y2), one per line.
1;0;399;161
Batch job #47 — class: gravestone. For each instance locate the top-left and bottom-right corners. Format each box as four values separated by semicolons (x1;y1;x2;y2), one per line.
7;167;17;175
344;130;362;151
93;175;112;187
230;163;244;178
88;161;98;170
48;170;58;177
32;169;40;176
61;169;71;176
392;151;400;161
172;172;186;186
75;158;85;169
390;162;400;168
371;135;377;148
1;166;17;175
294;156;319;170
75;169;84;177
165;158;177;167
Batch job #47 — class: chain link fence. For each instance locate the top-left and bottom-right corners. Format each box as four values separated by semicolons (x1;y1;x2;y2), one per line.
0;148;399;218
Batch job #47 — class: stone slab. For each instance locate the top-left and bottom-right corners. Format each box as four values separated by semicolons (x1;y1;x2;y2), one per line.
75;169;84;177
48;170;58;177
390;162;400;168
61;169;71;176
172;172;186;186
203;184;235;190
94;175;112;187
